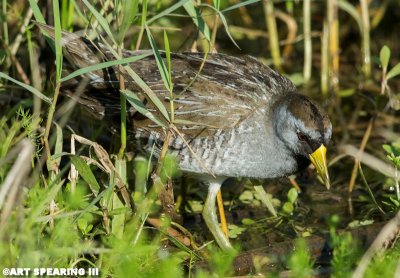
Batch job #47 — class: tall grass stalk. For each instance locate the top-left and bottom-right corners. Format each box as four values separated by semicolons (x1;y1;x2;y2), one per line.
43;0;63;160
303;0;312;84
61;0;75;31
360;0;371;78
210;0;221;52
263;0;282;71
321;21;329;96
26;30;42;117
348;118;374;193
117;58;127;159
1;0;9;47
135;0;147;50
328;0;339;92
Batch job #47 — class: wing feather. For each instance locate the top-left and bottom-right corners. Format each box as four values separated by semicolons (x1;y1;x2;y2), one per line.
51;24;296;142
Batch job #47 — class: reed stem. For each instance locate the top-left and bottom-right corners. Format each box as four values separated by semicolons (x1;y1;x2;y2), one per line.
321;21;329;96
263;0;282;71
360;0;371;78
303;0;312;84
328;0;339;92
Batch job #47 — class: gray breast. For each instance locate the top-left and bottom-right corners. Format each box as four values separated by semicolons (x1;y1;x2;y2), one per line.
175;110;298;179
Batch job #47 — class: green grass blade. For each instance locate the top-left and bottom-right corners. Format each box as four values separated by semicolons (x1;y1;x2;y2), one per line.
221;0;260;13
380;45;391;71
387;63;400;80
358;163;385;214
147;0;190;25
73;189;109;223
213;0;220;10
60;52;152;82
146;25;171;92
254;185;277;217
53;122;63;168
28;0;46;24
0;72;51;104
164;30;172;86
338;0;362;32
183;1;211;41
81;0;116;44
97;42;170;123
118;0;139;44
53;0;63;82
70;155;100;196
28;180;64;224
200;4;240;49
123;65;171;123
122;90;167;128
112;159;127;238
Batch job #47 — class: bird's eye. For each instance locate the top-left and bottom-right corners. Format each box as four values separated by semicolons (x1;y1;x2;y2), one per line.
297;132;307;141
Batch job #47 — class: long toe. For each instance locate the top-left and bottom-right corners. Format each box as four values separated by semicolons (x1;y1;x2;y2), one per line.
202;181;233;251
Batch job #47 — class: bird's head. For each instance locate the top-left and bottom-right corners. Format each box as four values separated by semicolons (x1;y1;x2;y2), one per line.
273;94;332;189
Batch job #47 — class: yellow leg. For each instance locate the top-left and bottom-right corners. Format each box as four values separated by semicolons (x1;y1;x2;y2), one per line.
289;176;301;192
216;190;229;238
202;182;232;250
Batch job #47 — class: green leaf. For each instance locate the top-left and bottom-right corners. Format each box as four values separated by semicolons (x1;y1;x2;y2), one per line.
379;45;391;71
122;89;167;128
337;0;362;33
29;180;64;223
54;122;63;166
386;62;400;80
383;144;400;157
53;0;63;81
112;159;127;238
183;1;211;41
287;188;298;204
213;0;220;10
227;224;245;239
118;0;139;43
28;0;46;24
60;51;152;82
382;144;393;154
288;238;313;277
221;0;260;13
241;218;255;225
70;155;100;195
164;30;172;86
122;66;171;122
200;4;240;49
254;185;277;217
147;0;190;25
160;153;181;182
133;156;150;202
282;202;294;214
77;218;89;234
146;25;171;92
0;72;52;104
81;0;116;44
338;88;355;98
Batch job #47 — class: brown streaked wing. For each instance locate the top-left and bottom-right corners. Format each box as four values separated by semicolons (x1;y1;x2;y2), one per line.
42;22;296;141
96;51;296;140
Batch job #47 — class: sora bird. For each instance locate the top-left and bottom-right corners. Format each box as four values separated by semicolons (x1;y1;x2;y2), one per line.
38;24;332;250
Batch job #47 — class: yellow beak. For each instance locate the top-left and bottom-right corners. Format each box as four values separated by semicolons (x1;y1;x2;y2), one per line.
309;144;330;190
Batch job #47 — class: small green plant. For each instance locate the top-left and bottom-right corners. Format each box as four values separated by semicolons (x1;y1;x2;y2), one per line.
328;215;361;278
383;143;400;202
195;245;238;278
379;45;400;109
383;143;400;169
282;187;298;215
287;238;313;278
